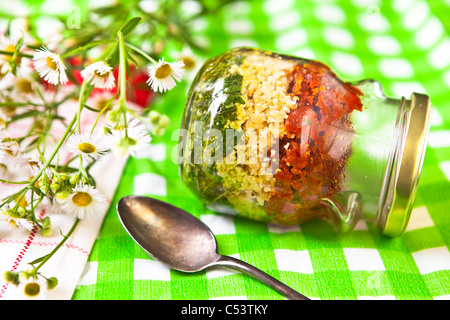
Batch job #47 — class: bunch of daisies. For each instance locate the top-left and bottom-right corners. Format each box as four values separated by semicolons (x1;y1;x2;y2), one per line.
0;17;191;297
32;46;185;91
1;41;184;221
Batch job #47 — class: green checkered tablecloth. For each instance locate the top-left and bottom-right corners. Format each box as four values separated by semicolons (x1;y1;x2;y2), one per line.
72;0;450;300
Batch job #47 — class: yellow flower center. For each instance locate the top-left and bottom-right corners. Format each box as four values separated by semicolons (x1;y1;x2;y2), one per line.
94;70;110;78
46;56;58;71
15;195;28;208
78;142;96;154
8;219;18;228
28;160;39;168
4;45;22;65
4;45;15;61
2;103;16;116
72;192;93;207
1;139;19;156
95;98;111;111
3;148;15;156
154;63;172;79
118;136;137;148
24;282;40;297
182;57;195;70
17;78;33;93
125;136;137;146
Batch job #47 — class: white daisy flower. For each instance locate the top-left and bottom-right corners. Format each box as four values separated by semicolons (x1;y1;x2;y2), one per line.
20;277;42;299
11;216;34;231
61;183;107;219
32;46;68;86
0;111;9;129
5;75;43;103
0;205;34;231
87;91;117;112
0;162;6;177
80;61;116;90
66;133;109;160
107;116;152;157
0;129;20;164
0;35;22;71
17;273;53;299
177;46;201;72
27;154;53;179
146;58;184;93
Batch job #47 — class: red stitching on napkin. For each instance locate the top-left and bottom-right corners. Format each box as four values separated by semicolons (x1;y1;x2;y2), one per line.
0;239;90;255
0;209;45;298
64;244;89;255
0;208;92;298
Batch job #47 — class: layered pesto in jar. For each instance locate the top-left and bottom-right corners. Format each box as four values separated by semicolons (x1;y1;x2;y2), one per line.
179;47;363;225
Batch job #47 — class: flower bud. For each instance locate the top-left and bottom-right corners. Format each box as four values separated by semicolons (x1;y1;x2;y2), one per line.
106;109;119;124
50;183;60;193
40;184;49;194
55;190;69;202
158;114;170;128
153;126;165;136
41;216;51;229
17;206;26;218
40;227;52;237
46;277;58;289
148;110;160;125
69;173;80;185
7;209;21;219
22;269;37;280
4;271;20;285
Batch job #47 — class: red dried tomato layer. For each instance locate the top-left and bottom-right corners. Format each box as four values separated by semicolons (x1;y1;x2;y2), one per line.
266;60;363;224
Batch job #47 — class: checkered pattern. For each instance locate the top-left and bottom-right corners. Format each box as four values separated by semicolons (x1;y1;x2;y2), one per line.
72;0;450;300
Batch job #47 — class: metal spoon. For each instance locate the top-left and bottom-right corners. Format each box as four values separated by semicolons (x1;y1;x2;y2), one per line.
116;195;310;300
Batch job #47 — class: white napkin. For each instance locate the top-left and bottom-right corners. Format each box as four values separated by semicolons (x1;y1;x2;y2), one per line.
0;98;128;300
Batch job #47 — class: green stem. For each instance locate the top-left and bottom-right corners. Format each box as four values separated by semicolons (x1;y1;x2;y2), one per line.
0;102;41;107
28;113;77;187
77;81;89;134
34;218;80;272
60;40;113;59
125;42;157;64
0;50;33;58
96;43;118;64
117;31;128;107
90;93;119;135
0;179;29;184
117;30;130;138
78;155;89;180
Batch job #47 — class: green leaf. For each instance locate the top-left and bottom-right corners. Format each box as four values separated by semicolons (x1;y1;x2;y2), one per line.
83;103;101;112
92;5;122;16
125;49;138;67
119;17;142;36
29;254;50;265
15;30;24;51
10;110;41;121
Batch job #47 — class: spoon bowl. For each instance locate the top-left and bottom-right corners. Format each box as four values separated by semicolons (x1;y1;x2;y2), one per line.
117;195;309;300
117;195;220;272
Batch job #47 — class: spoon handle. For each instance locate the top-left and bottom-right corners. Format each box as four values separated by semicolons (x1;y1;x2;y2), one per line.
216;255;310;300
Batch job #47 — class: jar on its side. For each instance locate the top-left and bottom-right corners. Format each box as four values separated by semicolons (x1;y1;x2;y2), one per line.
177;48;431;236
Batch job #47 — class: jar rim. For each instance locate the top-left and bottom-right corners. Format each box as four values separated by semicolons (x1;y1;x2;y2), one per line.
380;93;432;237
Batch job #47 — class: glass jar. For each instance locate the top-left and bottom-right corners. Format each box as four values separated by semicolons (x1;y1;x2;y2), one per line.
177;47;431;236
